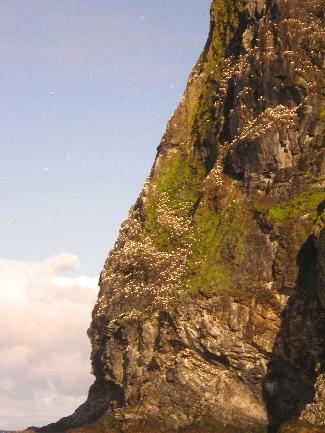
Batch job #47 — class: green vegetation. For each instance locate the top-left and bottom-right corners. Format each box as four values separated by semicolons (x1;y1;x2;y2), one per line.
187;0;244;147
155;148;205;208
143;195;178;252
190;81;219;148
141;0;244;259
139;0;325;298
319;108;325;122
183;190;250;294
182;188;324;296
253;190;324;302
143;148;205;251
143;151;253;296
210;0;240;59
254;190;325;225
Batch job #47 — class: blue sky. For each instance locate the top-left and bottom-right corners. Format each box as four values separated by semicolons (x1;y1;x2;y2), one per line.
0;1;211;429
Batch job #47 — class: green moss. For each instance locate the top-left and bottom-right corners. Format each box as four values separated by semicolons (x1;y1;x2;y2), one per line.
141;0;246;254
143;0;244;226
191;81;219;148
210;0;240;58
183;190;250;294
252;190;324;301
142;196;176;252
255;190;325;225
141;0;325;297
143;147;206;252
155;149;205;208
141;0;243;253
186;1;243;147
319;108;325;122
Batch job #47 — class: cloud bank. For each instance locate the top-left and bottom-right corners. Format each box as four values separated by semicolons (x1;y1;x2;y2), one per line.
0;253;98;430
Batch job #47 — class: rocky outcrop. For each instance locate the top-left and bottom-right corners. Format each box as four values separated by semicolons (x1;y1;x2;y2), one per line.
300;373;325;427
27;0;325;432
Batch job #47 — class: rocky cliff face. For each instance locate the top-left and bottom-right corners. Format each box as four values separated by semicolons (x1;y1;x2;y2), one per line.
31;0;325;432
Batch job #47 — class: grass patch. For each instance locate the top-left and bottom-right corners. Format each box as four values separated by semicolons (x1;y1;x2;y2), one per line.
254;190;325;225
143;148;205;251
155;148;205;209
183;189;250;294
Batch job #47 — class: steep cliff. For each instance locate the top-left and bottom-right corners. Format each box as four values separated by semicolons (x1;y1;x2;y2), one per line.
30;0;325;432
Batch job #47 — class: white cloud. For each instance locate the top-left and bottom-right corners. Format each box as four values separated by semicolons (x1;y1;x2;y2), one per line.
0;253;99;431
